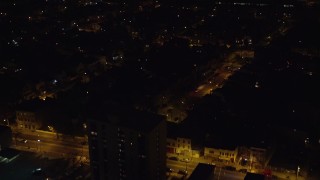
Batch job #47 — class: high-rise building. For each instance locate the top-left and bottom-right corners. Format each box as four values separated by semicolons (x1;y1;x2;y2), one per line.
87;109;166;180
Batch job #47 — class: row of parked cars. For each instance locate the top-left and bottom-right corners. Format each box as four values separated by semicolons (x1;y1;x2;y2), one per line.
168;156;190;162
223;166;248;173
166;167;188;176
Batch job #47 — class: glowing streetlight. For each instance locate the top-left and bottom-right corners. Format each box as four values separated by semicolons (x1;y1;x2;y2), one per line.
48;125;54;132
3;119;9;126
296;166;300;180
37;139;41;151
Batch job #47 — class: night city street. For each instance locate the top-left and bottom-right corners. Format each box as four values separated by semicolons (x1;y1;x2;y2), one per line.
1;0;320;179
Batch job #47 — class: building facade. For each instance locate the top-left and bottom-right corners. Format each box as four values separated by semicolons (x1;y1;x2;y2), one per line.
250;147;267;169
204;146;238;163
16;111;41;131
166;137;192;156
88;111;166;180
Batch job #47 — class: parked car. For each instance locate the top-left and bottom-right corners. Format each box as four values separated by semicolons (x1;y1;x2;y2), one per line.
168;156;179;161
20;139;27;143
180;158;190;162
178;170;188;176
166;167;174;172
223;166;236;171
238;169;247;173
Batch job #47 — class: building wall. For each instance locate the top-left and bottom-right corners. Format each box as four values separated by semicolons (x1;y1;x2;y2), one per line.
191;149;201;158
176;138;192;155
146;120;166;180
204;147;238;162
250;147;267;169
88;118;166;180
166;137;192;156
16;111;41;131
167;138;177;154
166;137;200;159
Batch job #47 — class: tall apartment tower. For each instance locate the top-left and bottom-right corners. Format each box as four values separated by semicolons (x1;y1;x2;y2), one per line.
87;109;166;180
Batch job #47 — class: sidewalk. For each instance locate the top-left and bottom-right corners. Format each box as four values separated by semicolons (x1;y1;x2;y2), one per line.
167;153;307;180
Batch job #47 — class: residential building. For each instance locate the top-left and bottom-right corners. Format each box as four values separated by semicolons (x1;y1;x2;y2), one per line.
87;109;166;180
204;146;238;163
166;137;192;156
16;111;41;131
15;100;46;132
238;146;251;165
166;138;176;154
250;147;267;169
176;138;192;155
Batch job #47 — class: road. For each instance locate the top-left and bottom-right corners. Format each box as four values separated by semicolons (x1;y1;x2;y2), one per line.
191;50;253;98
166;158;246;180
12;128;89;160
159;49;254;123
214;167;246;180
167;159;197;178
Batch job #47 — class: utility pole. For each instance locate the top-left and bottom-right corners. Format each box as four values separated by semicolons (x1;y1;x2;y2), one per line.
296;166;300;180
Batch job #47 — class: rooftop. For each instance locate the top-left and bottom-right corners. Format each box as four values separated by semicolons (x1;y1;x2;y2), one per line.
188;163;215;180
88;103;165;133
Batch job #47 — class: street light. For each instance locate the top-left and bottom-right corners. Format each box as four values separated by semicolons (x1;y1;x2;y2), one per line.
3;119;9;126
296;166;300;180
48;126;54;132
37;139;41;151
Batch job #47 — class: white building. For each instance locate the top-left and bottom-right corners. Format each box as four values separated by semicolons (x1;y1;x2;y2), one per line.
167;137;192;156
204;146;238;163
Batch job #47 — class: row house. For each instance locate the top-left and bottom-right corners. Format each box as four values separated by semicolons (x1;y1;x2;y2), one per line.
16;111;41;131
204;146;238;163
167;137;192;156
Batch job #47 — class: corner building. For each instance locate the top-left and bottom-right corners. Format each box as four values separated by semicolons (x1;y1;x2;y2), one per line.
87;110;166;180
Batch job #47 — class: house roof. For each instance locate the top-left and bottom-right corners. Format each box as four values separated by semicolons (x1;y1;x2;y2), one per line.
88;103;165;133
188;163;215;180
